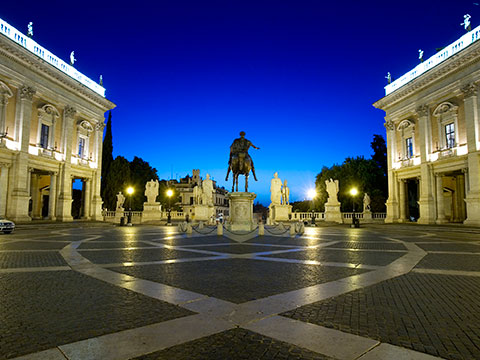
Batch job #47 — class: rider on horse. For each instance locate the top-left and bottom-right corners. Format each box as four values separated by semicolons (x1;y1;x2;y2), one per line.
226;131;259;181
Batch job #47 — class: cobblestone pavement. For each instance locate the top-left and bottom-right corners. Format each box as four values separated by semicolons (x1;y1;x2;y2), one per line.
0;223;479;359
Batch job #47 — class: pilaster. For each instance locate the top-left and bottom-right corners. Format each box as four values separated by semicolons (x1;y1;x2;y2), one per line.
0;163;10;217
48;172;58;220
384;119;398;223
435;173;446;224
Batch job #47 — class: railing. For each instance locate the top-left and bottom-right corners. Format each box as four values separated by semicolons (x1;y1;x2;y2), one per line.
290;212;325;220
372;213;387;219
342;212;364;219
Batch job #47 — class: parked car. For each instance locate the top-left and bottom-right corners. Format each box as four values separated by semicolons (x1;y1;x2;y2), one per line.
0;217;15;234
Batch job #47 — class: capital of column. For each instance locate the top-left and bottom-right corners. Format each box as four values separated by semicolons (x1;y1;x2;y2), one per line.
64;105;77;119
0;162;11;168
50;171;58;176
461;168;468;174
435;172;443;178
461;83;478;98
19;85;36;101
384;119;395;131
0;94;10;106
415;104;429;118
95;122;105;132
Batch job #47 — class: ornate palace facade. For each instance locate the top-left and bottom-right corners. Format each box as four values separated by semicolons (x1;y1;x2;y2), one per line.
0;18;115;221
374;27;480;225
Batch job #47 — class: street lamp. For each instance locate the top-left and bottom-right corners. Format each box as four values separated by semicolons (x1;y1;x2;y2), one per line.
166;189;173;225
126;186;134;226
350;188;358;227
307;189;317;226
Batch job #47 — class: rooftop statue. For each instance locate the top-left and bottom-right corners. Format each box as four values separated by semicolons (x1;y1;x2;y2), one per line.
226;131;260;192
27;22;33;37
418;49;424;62
461;14;472;31
385;72;392;84
70;51;76;66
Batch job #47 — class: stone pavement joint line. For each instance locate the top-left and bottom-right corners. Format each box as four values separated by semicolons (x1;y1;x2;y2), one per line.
9;228;446;360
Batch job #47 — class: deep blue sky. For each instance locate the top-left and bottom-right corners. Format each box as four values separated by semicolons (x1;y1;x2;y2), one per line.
2;1;476;204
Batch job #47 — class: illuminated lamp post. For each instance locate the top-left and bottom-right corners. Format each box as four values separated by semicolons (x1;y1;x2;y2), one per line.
350;188;358;227
166;189;173;225
307;189;317;226
126;186;134;226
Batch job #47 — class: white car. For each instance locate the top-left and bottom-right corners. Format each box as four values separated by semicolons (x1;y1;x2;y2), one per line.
0;217;15;234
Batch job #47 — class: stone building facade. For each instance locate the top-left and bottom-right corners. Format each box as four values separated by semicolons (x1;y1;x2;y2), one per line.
374;27;480;225
0;18;115;222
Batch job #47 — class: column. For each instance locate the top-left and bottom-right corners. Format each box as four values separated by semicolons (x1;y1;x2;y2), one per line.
0;83;13;147
56;105;75;222
30;173;41;219
48;172;57;220
384;119;399;223
462;83;480;225
455;174;466;222
435;173;446;224
8;86;35;222
0;163;10;217
399;179;406;222
82;178;91;219
416;105;436;224
91;121;105;220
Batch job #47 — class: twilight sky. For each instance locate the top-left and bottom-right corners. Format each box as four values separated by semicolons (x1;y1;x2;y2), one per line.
1;1;476;204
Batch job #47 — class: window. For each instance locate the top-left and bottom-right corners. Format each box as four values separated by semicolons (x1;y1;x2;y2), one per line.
40;124;49;148
405;137;413;158
445;123;455;149
78;137;86;158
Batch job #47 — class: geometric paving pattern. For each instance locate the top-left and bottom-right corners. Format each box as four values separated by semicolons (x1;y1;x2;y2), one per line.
1;223;479;359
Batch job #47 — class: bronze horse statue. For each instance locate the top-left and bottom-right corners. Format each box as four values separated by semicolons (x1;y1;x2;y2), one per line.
226;153;254;192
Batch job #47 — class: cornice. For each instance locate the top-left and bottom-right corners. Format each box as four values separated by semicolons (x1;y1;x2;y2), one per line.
374;40;480;110
0;36;115;111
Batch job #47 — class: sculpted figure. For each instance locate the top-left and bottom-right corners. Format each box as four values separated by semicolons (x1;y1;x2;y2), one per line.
144;179;159;204
462;14;472;31
225;131;260;192
202;174;214;206
363;193;371;211
282;179;290;205
270;172;282;205
116;192;125;210
325;179;339;203
70;51;76;66
193;185;202;205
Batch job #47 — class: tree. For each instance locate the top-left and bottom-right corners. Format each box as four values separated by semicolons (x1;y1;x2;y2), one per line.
103;156;131;210
101;111;113;206
371;134;387;175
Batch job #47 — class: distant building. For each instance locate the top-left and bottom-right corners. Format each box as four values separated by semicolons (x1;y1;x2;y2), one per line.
168;169;229;218
0;18;115;221
374;26;480;225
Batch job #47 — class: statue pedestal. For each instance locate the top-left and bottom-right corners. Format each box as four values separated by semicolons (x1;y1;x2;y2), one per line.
363;210;372;222
142;203;162;222
227;192;256;231
324;202;342;223
192;204;215;223
269;204;292;222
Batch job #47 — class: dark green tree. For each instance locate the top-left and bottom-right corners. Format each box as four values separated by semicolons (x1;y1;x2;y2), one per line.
103;156;131;210
371;134;387;175
101;111;113;207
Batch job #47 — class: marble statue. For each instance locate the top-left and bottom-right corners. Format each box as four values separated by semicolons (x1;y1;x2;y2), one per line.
202;174;214;206
462;14;472;31
325;179;339;203
144;179;159;204
116;192;125;210
99;75;103;86
385;72;391;84
282;180;290;205
193;185;202;205
70;51;76;66
27;22;33;37
270;172;282;205
363;193;371;211
418;49;424;62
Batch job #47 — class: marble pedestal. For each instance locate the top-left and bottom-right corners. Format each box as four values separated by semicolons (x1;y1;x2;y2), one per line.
227;192;256;231
363;210;372;223
192;204;215;222
324;203;342;223
142;203;162;222
269;204;292;222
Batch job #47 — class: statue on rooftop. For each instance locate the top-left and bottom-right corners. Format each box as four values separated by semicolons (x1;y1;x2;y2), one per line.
70;51;76;66
27;22;33;37
418;49;424;62
385;72;392;84
462;14;472;31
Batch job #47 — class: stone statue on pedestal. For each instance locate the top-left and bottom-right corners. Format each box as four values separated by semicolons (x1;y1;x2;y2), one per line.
282;180;290;205
363;193;371;212
270;172;282;205
144;179;159;204
116;192;125;210
325;179;339;204
202;174;214;206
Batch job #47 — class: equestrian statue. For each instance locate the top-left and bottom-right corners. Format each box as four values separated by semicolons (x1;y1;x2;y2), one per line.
225;131;260;192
